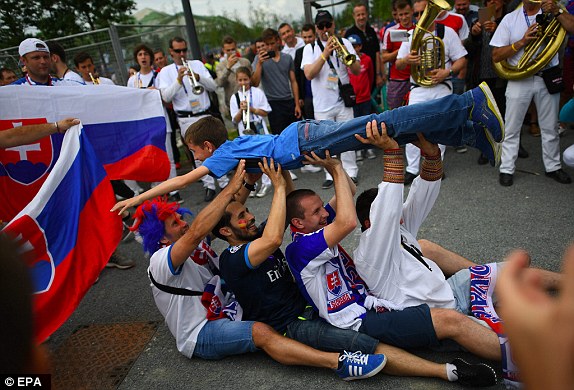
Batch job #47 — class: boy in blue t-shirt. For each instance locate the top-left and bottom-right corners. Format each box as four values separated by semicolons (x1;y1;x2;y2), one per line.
112;82;503;215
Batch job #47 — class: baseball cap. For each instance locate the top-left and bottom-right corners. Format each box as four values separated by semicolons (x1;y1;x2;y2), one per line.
347;34;362;45
19;38;50;57
315;10;334;24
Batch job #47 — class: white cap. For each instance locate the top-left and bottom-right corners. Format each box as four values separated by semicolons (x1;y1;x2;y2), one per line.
19;38;49;57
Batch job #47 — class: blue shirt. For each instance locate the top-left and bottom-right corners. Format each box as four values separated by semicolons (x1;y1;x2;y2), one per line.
202;122;302;178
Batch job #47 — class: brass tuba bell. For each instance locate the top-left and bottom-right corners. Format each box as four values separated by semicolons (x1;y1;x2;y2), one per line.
409;0;451;87
493;2;567;80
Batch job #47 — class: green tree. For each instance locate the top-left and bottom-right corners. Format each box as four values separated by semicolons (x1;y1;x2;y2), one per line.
0;0;136;49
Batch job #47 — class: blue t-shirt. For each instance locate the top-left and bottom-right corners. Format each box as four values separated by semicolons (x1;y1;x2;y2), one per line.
201;123;301;178
219;240;307;333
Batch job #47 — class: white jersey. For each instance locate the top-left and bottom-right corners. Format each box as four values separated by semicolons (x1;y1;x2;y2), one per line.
490;6;558;68
148;241;218;358
62;70;85;84
301;38;359;113
157;61;216;113
127;71;158;89
229;86;271;135
353;178;456;310
281;36;305;59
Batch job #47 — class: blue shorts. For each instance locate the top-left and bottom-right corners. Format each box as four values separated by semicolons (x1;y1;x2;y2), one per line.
193;319;258;360
358;304;439;349
285;307;379;354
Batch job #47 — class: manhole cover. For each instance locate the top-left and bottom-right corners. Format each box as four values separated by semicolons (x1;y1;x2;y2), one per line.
52;321;159;390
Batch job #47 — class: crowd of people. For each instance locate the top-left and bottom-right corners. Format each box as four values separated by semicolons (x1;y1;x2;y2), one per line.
3;0;574;387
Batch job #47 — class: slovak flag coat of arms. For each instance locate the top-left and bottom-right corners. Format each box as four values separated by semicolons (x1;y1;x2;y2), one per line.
2;124;121;342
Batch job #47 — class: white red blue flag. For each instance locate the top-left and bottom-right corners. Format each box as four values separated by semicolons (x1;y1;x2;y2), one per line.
0;85;169;221
2;123;122;342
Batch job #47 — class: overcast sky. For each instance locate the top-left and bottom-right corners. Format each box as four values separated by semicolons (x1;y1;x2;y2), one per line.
134;0;347;26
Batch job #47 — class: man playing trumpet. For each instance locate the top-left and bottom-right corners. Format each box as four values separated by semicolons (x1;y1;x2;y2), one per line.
301;10;362;189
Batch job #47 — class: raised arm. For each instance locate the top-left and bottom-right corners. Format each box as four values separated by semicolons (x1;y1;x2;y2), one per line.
170;161;245;268
111;165;210;215
246;158;287;267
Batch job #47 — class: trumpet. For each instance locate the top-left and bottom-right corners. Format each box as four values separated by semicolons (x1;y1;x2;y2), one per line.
326;32;356;66
89;72;100;85
184;60;205;95
242;85;252;133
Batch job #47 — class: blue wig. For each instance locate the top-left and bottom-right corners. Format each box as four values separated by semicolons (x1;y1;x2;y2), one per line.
130;197;193;254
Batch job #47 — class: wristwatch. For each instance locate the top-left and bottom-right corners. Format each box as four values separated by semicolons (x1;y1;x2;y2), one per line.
554;8;564;18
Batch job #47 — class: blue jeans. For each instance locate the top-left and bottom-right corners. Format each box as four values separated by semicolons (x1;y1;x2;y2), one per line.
193;319;258;360
297;89;476;158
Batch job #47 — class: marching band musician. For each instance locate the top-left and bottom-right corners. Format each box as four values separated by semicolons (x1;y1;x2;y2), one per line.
301;10;361;189
158;36;228;202
396;0;468;185
491;0;572;186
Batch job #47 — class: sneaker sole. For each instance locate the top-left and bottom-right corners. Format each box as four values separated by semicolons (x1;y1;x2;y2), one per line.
342;354;388;381
483;127;501;167
478;82;505;142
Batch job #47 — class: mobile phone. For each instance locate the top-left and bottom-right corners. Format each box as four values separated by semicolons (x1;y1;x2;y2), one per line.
389;30;410;43
266;50;276;58
478;5;495;24
242;158;264;169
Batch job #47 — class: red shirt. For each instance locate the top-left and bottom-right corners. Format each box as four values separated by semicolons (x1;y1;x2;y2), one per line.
348;52;373;104
383;24;415;80
435;12;466;38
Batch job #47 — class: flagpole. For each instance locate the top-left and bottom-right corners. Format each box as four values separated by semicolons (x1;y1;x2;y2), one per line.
181;0;203;60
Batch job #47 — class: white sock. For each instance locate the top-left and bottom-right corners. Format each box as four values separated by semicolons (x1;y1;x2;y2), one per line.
446;363;458;382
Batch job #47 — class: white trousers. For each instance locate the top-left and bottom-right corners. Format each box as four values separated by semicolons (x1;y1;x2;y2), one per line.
315;103;358;179
500;76;561;175
178;116;229;190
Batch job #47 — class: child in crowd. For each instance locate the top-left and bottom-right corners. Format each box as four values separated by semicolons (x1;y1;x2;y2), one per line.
230;66;272;197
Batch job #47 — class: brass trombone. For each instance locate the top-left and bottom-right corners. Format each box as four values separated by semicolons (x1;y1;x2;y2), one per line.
326;32;356;66
184;60;205;95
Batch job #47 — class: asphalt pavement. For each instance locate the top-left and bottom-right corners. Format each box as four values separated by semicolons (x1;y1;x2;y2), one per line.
47;128;574;390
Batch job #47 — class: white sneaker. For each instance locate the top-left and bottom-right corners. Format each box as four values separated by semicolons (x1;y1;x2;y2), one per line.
249;190;257;198
356;150;364;161
256;184;271;198
289;171;298;181
301;165;322;173
366;149;377;159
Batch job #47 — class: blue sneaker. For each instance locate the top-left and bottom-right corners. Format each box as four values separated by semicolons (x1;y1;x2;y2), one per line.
335;351;387;381
472;123;501;167
470;82;505;143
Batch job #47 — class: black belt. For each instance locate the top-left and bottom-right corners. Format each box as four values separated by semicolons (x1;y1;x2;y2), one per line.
176;109;210;118
411;80;452;91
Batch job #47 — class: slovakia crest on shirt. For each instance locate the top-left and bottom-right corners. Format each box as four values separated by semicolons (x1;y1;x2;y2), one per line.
0;119;55;185
326;270;342;295
5;214;55;294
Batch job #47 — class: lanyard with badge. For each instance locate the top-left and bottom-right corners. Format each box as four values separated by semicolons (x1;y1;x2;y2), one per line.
316;39;340;91
175;63;202;113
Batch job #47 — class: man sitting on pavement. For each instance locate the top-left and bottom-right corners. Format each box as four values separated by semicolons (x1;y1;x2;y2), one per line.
130;161;387;381
284;122;499;383
214;157;497;387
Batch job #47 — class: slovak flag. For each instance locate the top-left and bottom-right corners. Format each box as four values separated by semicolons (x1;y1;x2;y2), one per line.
2;123;122;342
0;85;170;222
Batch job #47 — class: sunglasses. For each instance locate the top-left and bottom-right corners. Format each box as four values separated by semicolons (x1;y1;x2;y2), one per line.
413;11;423;17
172;48;188;53
317;21;333;30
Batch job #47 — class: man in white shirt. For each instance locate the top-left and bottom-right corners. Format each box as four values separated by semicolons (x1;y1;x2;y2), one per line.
45;41;84;84
396;0;468;184
73;52;115;85
301;10;361;188
279;23;305;59
158;36;229;201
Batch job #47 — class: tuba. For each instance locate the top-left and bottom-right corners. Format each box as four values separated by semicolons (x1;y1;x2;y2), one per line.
410;0;451;87
326;32;356;66
493;1;567;80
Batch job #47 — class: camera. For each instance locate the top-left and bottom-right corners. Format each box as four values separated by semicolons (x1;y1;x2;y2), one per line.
266;50;276;58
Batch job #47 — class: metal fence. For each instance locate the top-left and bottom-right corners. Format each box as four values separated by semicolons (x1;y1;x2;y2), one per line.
0;24;189;86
